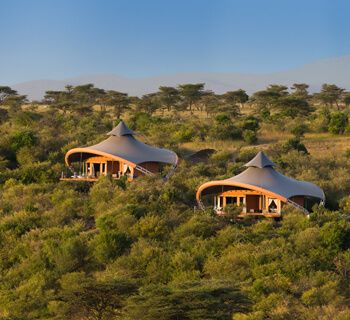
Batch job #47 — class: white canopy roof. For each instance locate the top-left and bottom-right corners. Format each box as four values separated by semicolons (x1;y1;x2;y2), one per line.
66;121;178;167
197;151;325;201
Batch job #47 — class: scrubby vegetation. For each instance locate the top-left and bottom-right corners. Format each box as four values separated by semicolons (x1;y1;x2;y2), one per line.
1;82;350;319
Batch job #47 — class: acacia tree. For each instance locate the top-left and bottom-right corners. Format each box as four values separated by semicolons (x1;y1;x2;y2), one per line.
0;86;17;104
266;84;289;96
250;84;311;118
0;86;27;113
200;91;220;117
223;89;249;109
71;84;105;115
103;91;130;119
44;90;62;105
315;84;345;110
291;83;309;99
178;83;205;112
157;86;179;112
57;273;137;320
342;92;350;108
126;281;249;320
137;93;160;115
44;85;75;114
250;84;288;110
3;94;28;113
45;84;105;115
277;96;312;118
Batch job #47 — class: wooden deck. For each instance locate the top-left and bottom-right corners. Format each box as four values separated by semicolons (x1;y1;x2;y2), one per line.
60;174;133;182
239;212;281;218
60;177;99;182
216;209;281;218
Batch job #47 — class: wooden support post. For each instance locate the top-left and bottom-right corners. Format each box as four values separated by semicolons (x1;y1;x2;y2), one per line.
259;196;262;211
277;200;281;213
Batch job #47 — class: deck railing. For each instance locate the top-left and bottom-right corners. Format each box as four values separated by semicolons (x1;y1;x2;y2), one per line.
60;171;131;181
286;199;309;215
197;201;282;218
135;165;153;175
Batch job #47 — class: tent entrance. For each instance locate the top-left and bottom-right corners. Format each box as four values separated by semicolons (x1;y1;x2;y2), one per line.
93;163;101;177
107;161;120;178
246;195;261;213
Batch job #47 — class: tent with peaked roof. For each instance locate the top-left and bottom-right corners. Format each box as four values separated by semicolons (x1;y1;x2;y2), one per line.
62;121;178;181
196;151;325;217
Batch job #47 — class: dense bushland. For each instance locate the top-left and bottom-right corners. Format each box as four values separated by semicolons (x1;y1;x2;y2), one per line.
1;83;350;319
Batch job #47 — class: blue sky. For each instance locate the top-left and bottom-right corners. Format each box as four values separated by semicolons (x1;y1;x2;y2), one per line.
1;0;350;84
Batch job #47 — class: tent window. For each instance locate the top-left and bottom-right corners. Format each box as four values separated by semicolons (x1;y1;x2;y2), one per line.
268;199;278;212
239;197;245;206
123;164;129;173
226;197;236;205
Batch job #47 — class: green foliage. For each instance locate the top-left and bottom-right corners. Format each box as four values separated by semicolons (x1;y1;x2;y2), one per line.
282;137;308;154
290;123;308;137
0;107;9;123
126;281;249;320
89;176;117;214
242;130;257;144
328;111;349;134
56;272;137;319
92;212;133;264
315;83;345;108
210;116;242;140
320;221;350;252
223;89;249;106
1;83;350;319
94;230;132;264
10;130;37;152
279;95;312;118
178;83;205;111
128;111;154;132
242;116;260;132
215;113;231;124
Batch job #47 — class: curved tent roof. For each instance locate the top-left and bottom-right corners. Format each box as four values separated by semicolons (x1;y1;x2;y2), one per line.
244;150;276;168
107;121;135;136
197;151;325;202
65;121;178;168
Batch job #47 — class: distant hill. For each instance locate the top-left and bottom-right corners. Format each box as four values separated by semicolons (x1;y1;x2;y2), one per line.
9;55;350;101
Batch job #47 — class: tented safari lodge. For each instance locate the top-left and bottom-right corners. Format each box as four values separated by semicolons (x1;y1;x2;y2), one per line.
196;151;325;217
61;121;178;181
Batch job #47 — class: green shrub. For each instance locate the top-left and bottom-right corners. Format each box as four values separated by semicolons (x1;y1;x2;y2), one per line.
10;130;38;152
242;130;257;144
94;230;132;264
242;116;260;132
290;123;308;137
210;123;242;140
328;112;348;134
282;137;308;154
